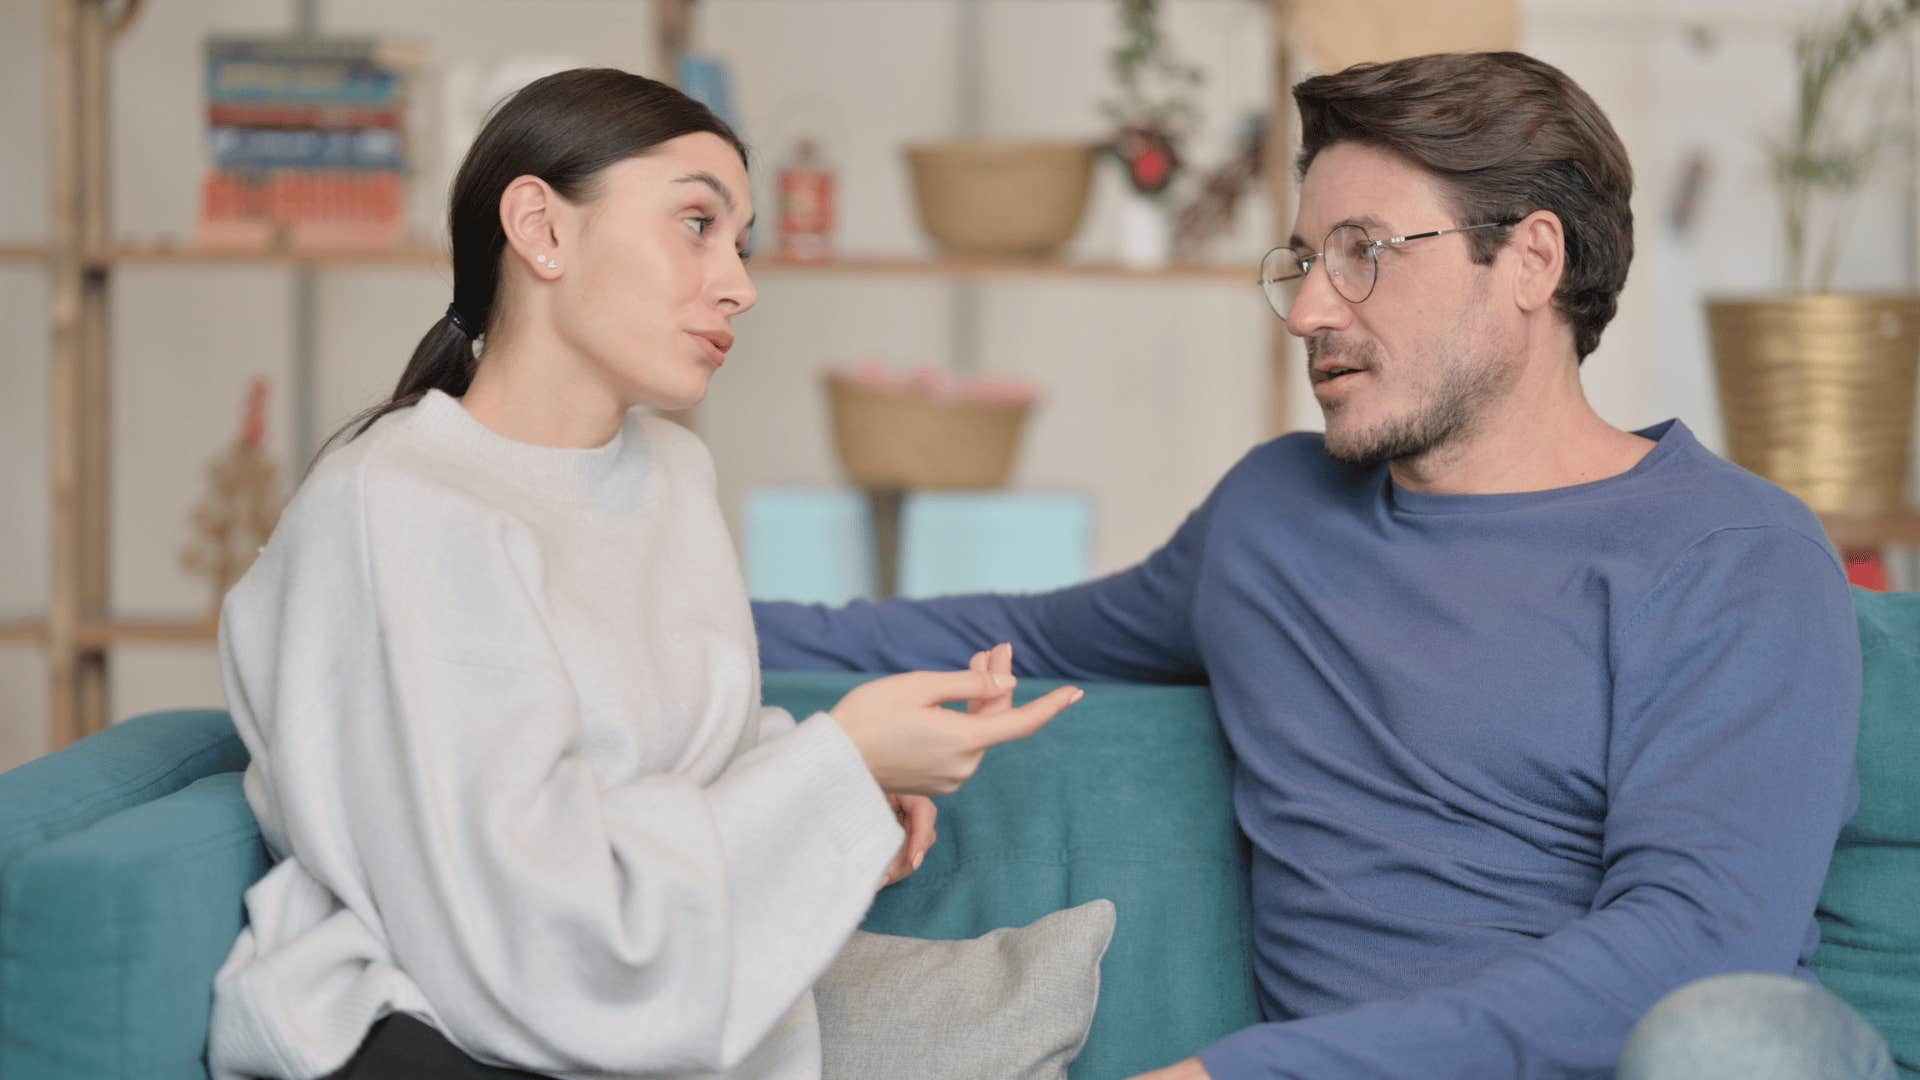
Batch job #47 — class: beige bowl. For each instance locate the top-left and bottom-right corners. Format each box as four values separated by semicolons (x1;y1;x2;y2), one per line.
906;139;1096;258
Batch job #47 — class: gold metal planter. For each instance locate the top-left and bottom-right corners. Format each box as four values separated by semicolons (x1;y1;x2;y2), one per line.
1707;294;1920;516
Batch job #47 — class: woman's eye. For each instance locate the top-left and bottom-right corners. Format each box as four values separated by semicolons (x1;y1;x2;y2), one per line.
686;216;714;236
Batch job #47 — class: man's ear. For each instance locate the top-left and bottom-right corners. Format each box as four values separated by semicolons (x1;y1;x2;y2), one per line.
1510;210;1566;315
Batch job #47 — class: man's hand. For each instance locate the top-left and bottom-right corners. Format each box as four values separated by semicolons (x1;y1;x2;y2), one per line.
1129;1058;1212;1079
881;793;937;887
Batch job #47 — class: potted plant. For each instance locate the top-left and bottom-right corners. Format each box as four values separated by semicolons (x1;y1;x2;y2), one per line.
1708;0;1920;517
1100;0;1202;268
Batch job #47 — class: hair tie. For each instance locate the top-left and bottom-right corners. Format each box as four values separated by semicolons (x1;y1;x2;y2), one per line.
445;303;475;338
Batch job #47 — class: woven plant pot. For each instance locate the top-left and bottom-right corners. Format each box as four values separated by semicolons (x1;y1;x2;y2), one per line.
1707;294;1920;516
905;139;1095;258
824;372;1031;490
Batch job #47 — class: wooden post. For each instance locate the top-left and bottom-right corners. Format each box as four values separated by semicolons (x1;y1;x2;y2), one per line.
655;0;702;434
47;0;82;749
1267;0;1295;438
655;0;691;85
76;0;112;737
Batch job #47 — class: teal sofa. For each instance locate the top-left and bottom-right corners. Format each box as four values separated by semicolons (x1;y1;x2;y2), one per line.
1;589;1915;1079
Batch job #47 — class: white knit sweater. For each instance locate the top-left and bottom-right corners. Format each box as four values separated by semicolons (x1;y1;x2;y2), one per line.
208;390;903;1080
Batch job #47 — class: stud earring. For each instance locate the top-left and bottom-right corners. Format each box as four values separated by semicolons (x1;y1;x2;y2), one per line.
536;254;549;265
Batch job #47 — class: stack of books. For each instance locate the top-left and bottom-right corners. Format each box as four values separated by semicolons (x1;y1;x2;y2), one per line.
196;36;422;250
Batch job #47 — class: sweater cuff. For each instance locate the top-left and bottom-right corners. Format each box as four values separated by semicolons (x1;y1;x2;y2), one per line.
777;711;903;873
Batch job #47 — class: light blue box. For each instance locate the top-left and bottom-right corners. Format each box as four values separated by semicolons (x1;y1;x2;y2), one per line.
742;488;875;604
900;492;1093;598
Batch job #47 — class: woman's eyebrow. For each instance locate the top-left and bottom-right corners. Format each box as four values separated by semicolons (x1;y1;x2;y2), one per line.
673;171;755;231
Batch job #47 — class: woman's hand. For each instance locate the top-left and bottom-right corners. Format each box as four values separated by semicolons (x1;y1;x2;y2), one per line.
880;794;938;887
831;661;1081;796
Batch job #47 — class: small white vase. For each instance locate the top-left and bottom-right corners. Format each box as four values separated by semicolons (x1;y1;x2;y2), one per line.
1116;192;1172;270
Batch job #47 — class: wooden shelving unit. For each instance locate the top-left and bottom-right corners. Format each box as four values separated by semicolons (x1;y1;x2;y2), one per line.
13;0;1308;751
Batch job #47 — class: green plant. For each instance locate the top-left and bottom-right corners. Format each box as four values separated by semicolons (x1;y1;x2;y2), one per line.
1100;0;1203;195
1773;0;1920;292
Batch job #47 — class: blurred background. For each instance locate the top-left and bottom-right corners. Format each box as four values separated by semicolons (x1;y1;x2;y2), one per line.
6;0;1920;771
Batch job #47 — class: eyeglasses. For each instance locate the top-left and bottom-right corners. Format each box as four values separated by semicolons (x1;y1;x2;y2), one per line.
1258;219;1520;317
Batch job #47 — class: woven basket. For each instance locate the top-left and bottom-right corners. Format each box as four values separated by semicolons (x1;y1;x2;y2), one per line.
906;140;1095;258
825;373;1032;490
1708;294;1920;516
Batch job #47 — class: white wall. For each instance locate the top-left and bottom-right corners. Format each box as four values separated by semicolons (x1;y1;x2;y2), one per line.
1;0;1913;769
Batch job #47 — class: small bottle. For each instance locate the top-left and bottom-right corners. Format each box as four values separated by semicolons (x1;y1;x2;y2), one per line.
778;137;835;262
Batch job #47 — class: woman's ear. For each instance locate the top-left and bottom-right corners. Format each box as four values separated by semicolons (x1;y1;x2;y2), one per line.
1511;209;1566;314
500;175;566;278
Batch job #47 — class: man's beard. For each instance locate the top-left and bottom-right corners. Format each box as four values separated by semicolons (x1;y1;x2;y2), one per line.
1313;336;1511;469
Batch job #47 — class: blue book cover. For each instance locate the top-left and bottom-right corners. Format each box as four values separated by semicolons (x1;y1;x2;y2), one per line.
209;126;405;171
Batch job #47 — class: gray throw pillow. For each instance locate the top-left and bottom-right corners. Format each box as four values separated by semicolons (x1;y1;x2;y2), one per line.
815;899;1116;1080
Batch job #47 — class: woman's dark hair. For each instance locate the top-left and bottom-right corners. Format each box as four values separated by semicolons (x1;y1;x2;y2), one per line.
322;67;748;452
1293;52;1634;361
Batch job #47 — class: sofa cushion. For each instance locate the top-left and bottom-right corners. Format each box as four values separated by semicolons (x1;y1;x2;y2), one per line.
816;898;1115;1079
0;771;267;1080
1813;588;1920;1075
0;708;245;878
762;672;1262;1079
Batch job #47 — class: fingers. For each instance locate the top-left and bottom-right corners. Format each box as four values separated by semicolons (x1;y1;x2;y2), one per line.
902;795;938;869
911;667;1017;706
984;643;1016;713
973;684;1083;747
968;645;1016;715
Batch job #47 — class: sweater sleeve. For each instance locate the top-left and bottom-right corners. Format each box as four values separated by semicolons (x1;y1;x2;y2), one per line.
232;461;904;1076
752;483;1220;684
1196;526;1861;1078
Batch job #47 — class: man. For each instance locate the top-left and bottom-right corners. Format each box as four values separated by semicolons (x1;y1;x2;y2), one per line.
756;52;1895;1078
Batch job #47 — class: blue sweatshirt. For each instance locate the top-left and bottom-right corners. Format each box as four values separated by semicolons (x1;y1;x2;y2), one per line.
753;420;1862;1079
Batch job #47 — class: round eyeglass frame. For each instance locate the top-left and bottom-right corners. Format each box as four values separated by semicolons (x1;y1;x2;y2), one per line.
1257;219;1521;317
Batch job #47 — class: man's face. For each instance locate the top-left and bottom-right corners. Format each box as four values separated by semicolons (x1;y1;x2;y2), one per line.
1284;143;1520;468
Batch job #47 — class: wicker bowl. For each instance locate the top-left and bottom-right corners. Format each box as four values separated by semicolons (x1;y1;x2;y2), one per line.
905;139;1096;258
825;372;1033;490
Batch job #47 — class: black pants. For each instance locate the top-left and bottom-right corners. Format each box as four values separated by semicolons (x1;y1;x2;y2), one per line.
323;1014;555;1080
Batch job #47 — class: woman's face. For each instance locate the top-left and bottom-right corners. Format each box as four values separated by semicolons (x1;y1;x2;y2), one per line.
550;132;757;413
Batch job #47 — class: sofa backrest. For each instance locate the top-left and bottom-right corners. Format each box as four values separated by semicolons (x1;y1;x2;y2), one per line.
1812;588;1920;1075
0;708;245;878
762;672;1264;1079
0;708;257;1079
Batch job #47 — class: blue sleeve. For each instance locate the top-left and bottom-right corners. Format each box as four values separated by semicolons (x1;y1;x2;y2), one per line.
752;487;1220;684
1197;526;1861;1079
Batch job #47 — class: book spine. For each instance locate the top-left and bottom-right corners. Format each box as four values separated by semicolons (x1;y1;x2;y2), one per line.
209;127;404;171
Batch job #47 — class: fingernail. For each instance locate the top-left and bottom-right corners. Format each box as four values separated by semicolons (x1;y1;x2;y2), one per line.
912;850;925;870
993;673;1016;689
1068;688;1085;704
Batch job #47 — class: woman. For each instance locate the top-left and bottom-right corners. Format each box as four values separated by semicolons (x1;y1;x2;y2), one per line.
207;68;1082;1080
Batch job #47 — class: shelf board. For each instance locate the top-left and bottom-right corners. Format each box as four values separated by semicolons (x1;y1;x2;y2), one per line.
53;242;1255;283
75;618;218;648
753;254;1255;284
10;514;1916;651
0;243;51;263
1820;512;1920;551
90;241;448;268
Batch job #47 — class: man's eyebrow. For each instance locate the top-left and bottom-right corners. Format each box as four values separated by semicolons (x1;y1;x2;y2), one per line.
1286;213;1391;251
